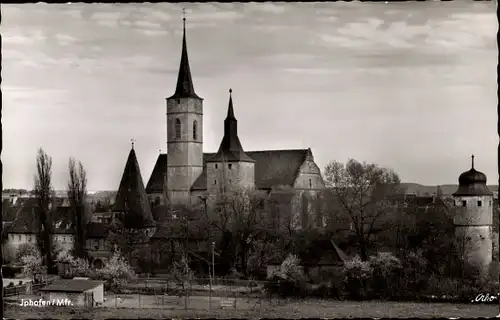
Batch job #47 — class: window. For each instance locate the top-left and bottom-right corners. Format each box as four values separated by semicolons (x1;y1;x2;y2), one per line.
462;200;467;207
62;237;66;244
175;118;181;139
490;201;492;206
177;99;180;104
309;179;312;188
193;120;198;140
18;235;21;241
229;179;232;184
478;200;482;207
228;164;232;169
28;235;32;242
214;180;217;185
215;164;218;169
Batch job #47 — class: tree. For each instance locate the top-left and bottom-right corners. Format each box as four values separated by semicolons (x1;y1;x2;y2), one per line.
16;243;40;263
323;159;400;261
96;253;136;291
21;251;47;282
67;157;88;259
211;187;269;276
33;148;56;274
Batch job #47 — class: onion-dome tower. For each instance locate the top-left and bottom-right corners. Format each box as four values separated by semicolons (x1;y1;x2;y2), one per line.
452;155;493;277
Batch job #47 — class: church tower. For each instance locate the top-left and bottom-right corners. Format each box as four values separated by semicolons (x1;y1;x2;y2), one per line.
206;89;255;200
166;15;203;204
452;155;493;277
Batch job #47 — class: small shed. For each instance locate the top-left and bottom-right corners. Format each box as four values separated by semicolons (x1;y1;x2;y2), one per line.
40;279;104;307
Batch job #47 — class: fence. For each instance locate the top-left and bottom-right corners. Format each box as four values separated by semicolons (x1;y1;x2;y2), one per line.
108;276;276;311
3;279;52;297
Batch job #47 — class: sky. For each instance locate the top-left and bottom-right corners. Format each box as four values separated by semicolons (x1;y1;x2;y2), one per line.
1;2;498;191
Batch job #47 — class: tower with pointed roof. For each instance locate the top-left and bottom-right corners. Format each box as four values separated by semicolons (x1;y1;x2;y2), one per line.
166;15;204;205
112;144;156;265
206;89;255;199
452;155;493;277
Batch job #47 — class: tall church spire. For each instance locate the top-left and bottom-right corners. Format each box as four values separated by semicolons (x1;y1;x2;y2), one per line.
208;89;254;163
169;10;200;99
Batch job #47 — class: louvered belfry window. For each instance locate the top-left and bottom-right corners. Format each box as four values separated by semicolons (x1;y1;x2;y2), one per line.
175;118;181;139
193;120;198;140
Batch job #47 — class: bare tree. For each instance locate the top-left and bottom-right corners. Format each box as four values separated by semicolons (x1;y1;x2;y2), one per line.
33;148;56;274
323;159;400;261
67;158;88;259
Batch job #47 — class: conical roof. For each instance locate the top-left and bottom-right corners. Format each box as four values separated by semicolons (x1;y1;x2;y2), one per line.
113;148;155;228
453;155;492;196
168;17;201;100
208;89;254;163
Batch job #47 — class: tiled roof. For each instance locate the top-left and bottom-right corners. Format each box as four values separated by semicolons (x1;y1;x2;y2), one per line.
52;206;74;234
113;148;155;228
5;206;76;234
40;279;104;293
147;149;310;193
145;154;168;194
2;200;18;221
5;207;41;234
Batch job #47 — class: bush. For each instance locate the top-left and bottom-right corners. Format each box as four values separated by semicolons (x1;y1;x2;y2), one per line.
264;254;308;298
369;252;402;299
16;243;40;263
342;255;373;300
95;253;135;291
397;249;430;297
21;252;46;281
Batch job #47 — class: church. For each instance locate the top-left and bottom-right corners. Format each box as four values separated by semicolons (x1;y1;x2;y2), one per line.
112;17;326;232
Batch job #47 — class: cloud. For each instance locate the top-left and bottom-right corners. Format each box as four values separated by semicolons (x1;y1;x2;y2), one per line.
55;33;79;46
3;29;46;45
244;3;286;14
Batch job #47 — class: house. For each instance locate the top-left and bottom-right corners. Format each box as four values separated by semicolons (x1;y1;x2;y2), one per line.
40;279;105;307
266;240;351;281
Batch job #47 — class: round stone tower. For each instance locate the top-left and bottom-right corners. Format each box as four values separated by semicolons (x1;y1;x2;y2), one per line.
452;155;493;277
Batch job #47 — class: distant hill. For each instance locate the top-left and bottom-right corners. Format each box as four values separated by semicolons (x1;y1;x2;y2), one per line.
400;183;499;196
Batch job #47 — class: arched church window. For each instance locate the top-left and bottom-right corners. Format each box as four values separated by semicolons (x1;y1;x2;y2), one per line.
193;120;198;140
175;118;181;139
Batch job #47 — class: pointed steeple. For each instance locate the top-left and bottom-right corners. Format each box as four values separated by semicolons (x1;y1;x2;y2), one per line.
168;11;201;100
113;147;155;228
208;89;254;163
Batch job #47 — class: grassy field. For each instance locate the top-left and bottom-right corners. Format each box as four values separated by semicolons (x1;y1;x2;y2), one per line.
5;297;499;319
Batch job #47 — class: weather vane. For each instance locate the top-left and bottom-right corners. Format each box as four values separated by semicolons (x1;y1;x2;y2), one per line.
131;138;136;150
182;8;186;21
471;154;475;169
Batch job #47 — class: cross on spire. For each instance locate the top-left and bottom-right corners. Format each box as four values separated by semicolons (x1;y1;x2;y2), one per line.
131;138;135;150
471;154;475;169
